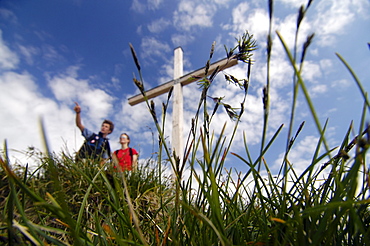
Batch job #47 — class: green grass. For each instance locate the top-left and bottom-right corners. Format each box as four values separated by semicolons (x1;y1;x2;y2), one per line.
1;0;370;245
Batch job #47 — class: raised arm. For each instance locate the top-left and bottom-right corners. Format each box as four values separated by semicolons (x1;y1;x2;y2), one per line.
74;102;85;131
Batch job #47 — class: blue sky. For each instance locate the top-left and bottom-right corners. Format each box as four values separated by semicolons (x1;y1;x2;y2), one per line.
0;0;369;175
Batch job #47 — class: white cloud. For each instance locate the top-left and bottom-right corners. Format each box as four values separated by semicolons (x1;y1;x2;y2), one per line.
273;13;313;57
256;56;293;89
0;8;17;24
131;0;164;13
0;29;19;70
301;60;322;83
273;135;320;173
229;3;269;42
0;71;78;166
310;84;327;96
212;0;233;5
140;36;171;63
158;62;173;84
148;18;171;33
131;0;147;13
319;59;333;75
331;79;351;88
148;0;163;10
279;0;308;8
121;101;152;130
41;44;63;65
173;1;217;31
313;0;370;46
17;45;40;66
171;33;195;48
47;66;114;127
136;25;143;35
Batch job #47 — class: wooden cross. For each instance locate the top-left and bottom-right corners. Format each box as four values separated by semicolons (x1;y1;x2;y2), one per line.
128;47;238;158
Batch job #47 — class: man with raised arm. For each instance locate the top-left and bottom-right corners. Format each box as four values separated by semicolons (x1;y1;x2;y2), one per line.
74;102;114;164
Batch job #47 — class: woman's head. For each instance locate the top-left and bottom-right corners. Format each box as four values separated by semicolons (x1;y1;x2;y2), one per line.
119;133;130;146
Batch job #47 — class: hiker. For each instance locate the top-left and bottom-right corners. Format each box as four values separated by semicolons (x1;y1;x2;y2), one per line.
112;133;138;171
74;102;114;164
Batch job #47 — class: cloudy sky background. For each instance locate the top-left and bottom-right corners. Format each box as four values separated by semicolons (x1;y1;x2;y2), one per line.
0;0;369;175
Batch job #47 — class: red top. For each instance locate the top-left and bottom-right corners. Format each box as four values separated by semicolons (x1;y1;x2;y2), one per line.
114;148;138;171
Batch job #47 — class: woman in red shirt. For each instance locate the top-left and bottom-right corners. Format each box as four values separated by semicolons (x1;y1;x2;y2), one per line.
112;133;138;171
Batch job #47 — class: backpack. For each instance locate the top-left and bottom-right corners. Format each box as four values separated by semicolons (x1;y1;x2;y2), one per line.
77;133;111;160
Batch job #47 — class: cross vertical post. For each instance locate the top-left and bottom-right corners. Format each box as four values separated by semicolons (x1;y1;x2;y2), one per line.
172;47;184;158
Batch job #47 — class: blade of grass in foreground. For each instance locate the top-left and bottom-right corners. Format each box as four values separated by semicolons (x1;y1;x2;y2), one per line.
336;53;370;109
276;31;330;155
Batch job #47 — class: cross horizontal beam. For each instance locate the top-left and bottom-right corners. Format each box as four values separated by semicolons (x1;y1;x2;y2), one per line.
128;57;238;106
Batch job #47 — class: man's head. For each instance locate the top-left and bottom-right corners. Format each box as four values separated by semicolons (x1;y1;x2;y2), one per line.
101;120;114;135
